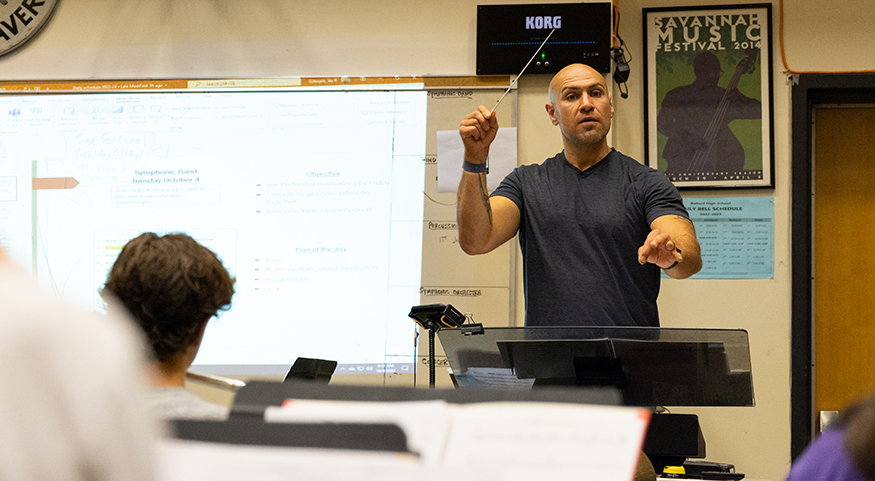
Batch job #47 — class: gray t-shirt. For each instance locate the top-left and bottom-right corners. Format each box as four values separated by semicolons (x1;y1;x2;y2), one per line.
492;149;688;327
147;387;229;421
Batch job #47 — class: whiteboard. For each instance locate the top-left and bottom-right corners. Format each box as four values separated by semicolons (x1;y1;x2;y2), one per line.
421;82;517;330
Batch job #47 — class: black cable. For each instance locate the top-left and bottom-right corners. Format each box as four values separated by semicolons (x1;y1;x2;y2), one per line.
611;46;631;98
428;329;436;389
611;0;632;99
617;80;628;99
616;37;632;64
412;326;418;388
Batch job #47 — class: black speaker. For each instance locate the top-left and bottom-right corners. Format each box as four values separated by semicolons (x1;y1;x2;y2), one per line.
643;413;706;473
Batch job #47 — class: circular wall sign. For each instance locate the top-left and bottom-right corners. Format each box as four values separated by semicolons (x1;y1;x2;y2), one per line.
0;0;60;57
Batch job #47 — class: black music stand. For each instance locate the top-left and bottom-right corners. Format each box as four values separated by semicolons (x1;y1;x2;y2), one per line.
494;338;752;406
436;326;755;472
437;327;754;406
408;304;469;389
230;379;622;418
171;417;409;453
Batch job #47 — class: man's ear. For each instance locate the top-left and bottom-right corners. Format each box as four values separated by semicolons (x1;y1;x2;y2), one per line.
546;103;559;126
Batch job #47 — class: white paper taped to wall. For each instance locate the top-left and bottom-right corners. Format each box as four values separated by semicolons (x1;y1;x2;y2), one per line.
435;127;517;193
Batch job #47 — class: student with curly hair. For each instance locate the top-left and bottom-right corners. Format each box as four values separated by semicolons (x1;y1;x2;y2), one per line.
103;232;235;420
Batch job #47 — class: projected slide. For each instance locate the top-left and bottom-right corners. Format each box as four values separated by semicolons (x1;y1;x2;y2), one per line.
0;89;427;374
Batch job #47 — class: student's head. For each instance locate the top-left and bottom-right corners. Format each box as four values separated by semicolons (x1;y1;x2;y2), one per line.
102;232;235;369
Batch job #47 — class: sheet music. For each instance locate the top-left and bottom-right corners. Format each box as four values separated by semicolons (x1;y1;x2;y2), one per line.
158;438;644;481
264;399;451;464
453;367;536;389
157;440;419;481
444;402;650;481
261;398;649;481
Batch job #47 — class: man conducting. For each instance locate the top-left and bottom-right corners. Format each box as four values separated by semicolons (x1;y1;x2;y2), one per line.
457;63;702;327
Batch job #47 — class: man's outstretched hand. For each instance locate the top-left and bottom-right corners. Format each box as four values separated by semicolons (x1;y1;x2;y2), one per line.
638;229;683;269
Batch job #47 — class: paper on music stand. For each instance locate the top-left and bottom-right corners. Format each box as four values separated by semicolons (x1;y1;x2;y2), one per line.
443;402;650;481
264;397;648;481
158;437;645;481
436;127;517;193
455;367;536;389
157;439;420;481
264;399;452;465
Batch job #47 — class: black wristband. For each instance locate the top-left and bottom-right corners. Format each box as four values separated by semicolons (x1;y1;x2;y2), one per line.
462;160;488;174
664;247;682;270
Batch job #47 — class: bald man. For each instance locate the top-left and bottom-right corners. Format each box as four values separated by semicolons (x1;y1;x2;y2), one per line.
457;63;701;327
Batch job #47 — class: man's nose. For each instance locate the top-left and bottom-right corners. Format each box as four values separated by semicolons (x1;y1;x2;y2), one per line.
579;95;594;111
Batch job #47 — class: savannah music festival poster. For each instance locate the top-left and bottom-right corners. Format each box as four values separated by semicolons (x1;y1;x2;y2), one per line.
645;6;772;188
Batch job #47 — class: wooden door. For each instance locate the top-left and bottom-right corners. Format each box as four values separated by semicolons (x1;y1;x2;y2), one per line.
814;106;875;418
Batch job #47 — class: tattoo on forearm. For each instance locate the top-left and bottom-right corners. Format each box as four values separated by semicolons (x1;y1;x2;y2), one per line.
478;174;493;225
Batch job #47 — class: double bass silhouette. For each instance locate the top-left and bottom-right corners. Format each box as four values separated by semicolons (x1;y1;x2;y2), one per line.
657;49;761;176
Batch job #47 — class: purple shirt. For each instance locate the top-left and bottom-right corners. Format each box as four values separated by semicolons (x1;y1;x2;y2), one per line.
786;428;868;481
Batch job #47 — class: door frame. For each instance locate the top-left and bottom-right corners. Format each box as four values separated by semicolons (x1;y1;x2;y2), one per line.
791;73;875;458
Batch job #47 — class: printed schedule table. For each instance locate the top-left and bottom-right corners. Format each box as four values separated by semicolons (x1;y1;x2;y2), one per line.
682;197;774;279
